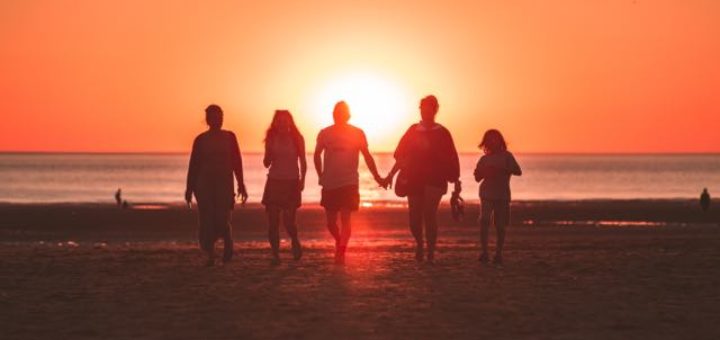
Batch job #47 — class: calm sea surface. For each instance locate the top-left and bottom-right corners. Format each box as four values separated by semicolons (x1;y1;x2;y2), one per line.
0;153;718;203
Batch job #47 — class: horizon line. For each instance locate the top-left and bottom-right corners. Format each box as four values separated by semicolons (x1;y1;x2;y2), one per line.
1;150;719;156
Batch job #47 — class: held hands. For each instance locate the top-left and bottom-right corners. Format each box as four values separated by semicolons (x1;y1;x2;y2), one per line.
374;174;390;190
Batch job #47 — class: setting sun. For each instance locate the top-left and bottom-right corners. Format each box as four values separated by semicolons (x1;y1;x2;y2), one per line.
306;72;415;145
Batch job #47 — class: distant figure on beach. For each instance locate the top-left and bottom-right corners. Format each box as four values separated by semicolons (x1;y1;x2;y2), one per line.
115;188;122;206
122;200;130;209
314;101;385;264
262;110;306;265
185;104;248;266
700;188;710;212
474;129;522;266
384;95;461;262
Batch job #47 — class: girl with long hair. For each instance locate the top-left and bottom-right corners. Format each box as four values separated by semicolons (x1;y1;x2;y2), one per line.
262;110;307;265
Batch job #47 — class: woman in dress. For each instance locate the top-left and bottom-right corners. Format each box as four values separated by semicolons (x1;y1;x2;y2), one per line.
384;95;461;262
262;110;307;264
474;129;522;265
185;104;248;266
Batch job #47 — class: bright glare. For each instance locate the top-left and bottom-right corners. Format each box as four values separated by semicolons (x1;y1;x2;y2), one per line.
308;72;414;146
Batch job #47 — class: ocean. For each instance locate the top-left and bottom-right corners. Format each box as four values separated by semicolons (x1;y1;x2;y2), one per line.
0;153;718;204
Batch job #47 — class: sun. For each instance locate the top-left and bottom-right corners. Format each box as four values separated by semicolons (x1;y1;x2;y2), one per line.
307;72;415;147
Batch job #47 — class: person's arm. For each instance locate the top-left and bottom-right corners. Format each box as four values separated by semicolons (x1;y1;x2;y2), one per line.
445;129;462;194
384;126;413;187
313;133;324;184
263;139;272;169
508;153;522;176
230;133;248;204
474;158;484;183
185;137;200;205
298;136;307;191
361;146;384;187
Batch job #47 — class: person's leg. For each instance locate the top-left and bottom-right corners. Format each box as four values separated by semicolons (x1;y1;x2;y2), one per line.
267;206;281;263
197;199;216;266
221;209;234;263
494;201;510;264
337;209;352;263
423;187;443;262
479;200;493;263
407;194;425;261
325;209;340;244
283;208;302;260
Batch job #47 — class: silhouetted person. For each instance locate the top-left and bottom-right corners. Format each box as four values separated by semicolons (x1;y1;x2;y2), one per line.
262;110;306;265
474;129;522;266
384;95;461;263
314;101;385;264
185;104;248;266
701;188;711;212
115;188;122;206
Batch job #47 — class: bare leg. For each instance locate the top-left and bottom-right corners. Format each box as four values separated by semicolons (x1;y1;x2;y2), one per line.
283;208;302;260
197;199;216;266
494;201;510;264
221;209;233;263
267;206;281;263
325;209;340;244
423;188;443;262
407;194;424;261
337;209;352;264
479;200;493;263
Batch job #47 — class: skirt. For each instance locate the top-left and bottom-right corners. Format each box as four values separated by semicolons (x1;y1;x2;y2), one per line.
261;178;302;209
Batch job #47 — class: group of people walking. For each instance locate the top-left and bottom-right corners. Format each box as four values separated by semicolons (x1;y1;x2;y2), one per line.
185;95;522;267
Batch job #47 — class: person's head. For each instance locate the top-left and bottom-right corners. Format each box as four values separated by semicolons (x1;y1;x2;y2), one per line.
205;104;223;130
265;109;303;150
333;101;350;124
479;129;507;155
419;95;439;123
270;109;293;132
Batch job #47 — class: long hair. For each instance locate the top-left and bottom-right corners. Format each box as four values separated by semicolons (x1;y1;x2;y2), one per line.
479;129;507;155
264;110;303;153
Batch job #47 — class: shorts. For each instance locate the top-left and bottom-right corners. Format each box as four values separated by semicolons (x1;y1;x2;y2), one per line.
320;185;360;211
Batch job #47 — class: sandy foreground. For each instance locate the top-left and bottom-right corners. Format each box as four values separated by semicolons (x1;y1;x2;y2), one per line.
1;200;720;339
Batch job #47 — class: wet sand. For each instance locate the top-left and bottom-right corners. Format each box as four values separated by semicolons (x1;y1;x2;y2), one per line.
1;201;720;339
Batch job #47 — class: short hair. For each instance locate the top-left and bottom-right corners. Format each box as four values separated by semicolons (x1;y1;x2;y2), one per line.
333;101;350;123
205;104;223;126
420;95;439;114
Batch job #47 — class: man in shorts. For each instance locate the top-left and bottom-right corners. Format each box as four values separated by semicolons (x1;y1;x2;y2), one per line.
314;101;385;264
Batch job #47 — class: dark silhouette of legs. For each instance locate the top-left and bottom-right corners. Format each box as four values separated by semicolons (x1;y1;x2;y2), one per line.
494;202;510;265
196;199;217;266
479;201;492;263
283;208;302;260
423;190;442;262
407;194;424;261
325;209;340;244
267;206;281;264
221;212;233;263
338;209;352;264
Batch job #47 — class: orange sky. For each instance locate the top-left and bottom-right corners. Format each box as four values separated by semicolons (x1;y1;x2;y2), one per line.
1;0;719;153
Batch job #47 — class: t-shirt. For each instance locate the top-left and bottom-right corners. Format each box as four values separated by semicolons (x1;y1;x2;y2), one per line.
266;134;301;180
474;150;521;201
316;124;368;189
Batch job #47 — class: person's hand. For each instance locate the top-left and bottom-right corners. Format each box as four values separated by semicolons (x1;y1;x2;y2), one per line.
453;181;462;194
184;190;193;208
237;185;248;206
384;176;393;189
374;174;387;189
